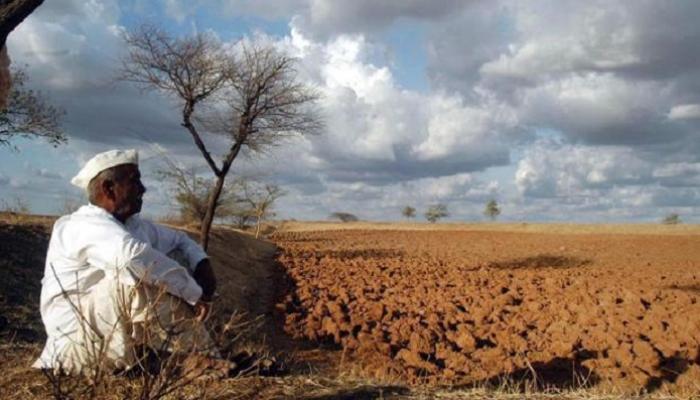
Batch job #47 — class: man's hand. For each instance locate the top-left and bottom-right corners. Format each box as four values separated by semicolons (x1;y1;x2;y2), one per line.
193;300;212;322
193;258;217;302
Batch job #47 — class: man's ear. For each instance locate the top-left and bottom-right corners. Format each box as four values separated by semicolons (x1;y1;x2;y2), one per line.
101;179;116;200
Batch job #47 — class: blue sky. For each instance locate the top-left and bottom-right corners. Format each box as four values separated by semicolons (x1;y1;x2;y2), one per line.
4;0;700;223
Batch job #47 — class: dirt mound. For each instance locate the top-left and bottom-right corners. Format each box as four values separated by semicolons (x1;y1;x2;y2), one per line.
274;229;700;390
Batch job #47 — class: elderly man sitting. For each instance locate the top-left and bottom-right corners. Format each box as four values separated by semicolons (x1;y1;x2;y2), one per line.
33;149;223;374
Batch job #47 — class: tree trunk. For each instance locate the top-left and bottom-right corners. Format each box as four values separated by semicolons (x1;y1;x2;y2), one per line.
255;209;262;239
198;141;243;250
0;0;44;48
199;173;226;251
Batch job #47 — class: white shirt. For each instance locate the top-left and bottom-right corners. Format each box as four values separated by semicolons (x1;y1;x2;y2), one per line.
34;204;207;369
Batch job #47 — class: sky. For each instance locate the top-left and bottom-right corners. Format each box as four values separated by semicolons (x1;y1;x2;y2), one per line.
3;0;700;223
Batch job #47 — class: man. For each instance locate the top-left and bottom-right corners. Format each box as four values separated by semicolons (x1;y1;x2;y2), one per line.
33;149;221;374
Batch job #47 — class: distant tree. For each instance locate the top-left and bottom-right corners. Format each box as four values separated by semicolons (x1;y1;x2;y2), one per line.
239;181;285;238
484;199;501;221
401;205;416;220
330;212;358;222
0;68;65;149
662;213;681;225
424;203;448;223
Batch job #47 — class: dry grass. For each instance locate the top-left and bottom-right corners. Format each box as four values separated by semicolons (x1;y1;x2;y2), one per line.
277;220;700;236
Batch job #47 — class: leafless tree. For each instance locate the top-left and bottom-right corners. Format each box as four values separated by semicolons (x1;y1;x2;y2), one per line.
0;68;65;148
239;181;284;238
120;25;322;250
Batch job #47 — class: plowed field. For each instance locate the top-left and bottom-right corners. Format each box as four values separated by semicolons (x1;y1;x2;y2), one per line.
274;228;700;391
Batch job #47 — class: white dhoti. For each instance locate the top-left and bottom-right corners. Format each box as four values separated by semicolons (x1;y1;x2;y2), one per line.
37;277;216;374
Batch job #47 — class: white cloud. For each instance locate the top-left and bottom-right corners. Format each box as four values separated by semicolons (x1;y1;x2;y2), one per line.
668;104;700;120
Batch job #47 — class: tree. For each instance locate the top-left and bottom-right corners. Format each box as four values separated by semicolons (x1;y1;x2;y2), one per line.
0;2;65;148
329;212;358;222
120;25;322;250
0;68;65;148
425;204;448;223
662;213;681;225
0;0;44;48
401;205;416;220
157;159;240;225
240;181;285;238
484;199;501;221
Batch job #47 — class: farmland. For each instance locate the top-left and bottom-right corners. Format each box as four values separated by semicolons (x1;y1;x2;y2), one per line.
3;215;700;398
274;223;700;392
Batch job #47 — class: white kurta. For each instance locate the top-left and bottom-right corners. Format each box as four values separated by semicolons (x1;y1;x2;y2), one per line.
33;204;208;370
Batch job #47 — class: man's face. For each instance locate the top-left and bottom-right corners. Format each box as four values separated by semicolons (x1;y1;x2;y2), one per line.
112;164;146;219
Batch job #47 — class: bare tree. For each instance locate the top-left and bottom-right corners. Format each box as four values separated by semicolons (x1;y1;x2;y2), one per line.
120;25;322;250
240;182;285;238
0;68;65;148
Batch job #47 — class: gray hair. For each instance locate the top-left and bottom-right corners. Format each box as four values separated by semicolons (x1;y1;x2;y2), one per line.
86;165;130;204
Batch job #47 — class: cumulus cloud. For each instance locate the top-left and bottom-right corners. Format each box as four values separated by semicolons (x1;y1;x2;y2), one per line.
276;30;514;183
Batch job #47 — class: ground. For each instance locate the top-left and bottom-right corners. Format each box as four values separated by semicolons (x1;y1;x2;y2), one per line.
1;214;699;399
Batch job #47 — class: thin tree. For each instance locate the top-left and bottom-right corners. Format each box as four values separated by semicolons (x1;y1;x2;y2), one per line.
484;199;501;221
120;25;322;250
425;204;448;223
240;182;285;238
401;205;416;220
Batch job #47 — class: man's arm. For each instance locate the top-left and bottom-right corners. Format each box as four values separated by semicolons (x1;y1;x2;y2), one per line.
141;220;209;273
85;229;203;305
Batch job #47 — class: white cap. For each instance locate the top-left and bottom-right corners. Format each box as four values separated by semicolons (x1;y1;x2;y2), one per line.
70;149;139;189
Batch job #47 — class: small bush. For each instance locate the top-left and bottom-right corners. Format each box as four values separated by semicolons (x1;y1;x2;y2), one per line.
662;213;681;225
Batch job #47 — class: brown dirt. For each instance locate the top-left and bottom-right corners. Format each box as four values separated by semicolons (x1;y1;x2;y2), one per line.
273;228;700;391
5;213;700;397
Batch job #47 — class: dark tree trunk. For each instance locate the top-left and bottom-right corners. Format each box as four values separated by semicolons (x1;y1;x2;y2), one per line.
198;140;243;250
0;0;44;48
199;173;225;251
